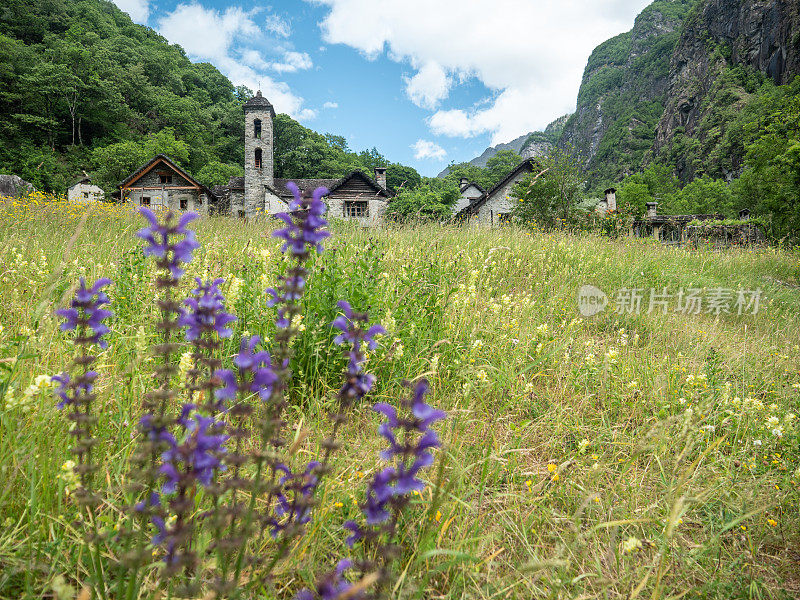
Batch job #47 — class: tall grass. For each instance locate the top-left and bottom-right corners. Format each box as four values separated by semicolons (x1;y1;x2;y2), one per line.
1;194;799;599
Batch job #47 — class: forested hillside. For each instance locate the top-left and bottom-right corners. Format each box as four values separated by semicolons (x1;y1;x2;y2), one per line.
558;0;699;186
0;0;419;194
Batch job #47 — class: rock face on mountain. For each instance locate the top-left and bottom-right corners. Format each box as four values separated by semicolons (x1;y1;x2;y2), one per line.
558;0;698;183
520;114;571;159
655;0;800;155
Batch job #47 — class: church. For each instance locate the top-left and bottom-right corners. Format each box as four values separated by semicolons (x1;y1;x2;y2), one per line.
118;91;393;224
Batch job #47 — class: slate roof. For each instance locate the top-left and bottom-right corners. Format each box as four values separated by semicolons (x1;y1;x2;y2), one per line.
118;154;221;204
243;91;276;117
272;170;392;200
456;158;542;218
273;178;340;199
119;154;201;189
460;181;486;194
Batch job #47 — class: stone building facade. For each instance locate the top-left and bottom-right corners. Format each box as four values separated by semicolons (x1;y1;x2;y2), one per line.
217;90;392;222
456;158;542;226
118;155;213;214
453;178;485;215
243;91;275;216
67;177;104;202
117;91;392;222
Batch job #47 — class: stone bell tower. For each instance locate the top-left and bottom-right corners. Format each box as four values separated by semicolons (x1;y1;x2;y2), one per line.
243;90;275;216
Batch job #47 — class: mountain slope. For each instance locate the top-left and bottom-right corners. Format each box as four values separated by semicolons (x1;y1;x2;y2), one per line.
654;0;800;180
436;114;570;178
436;132;532;178
558;0;699;187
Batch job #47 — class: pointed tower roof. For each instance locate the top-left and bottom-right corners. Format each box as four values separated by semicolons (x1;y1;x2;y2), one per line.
243;90;275;117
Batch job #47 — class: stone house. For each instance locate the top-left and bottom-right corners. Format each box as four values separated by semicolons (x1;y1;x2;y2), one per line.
116;90;398;222
68;176;104;202
118;155;215;214
215;90;392;222
456;158;542;226
452;178;485;215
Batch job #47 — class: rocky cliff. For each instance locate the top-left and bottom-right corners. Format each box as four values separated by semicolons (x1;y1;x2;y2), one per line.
654;0;800;176
520;114;571;159
558;0;698;185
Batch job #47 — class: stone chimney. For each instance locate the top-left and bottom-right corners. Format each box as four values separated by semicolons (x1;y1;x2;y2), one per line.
374;167;387;189
460;177;469;189
646;201;658;218
604;187;617;212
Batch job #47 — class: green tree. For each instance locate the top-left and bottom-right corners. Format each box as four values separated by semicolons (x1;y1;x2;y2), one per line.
485;150;522;187
195;162;243;189
673;176;736;216
385;179;459;221
90;128;191;191
511;148;582;228
616;182;652;217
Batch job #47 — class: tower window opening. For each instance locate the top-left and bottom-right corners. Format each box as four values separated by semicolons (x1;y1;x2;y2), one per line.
255;148;262;169
254;119;262;139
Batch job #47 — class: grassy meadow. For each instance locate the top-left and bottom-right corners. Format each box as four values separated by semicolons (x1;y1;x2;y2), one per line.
1;193;800;599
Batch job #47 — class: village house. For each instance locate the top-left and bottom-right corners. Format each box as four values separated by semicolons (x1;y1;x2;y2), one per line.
453;178;485;214
117;90;392;223
117;155;215;214
68;175;104;203
456;158;542;226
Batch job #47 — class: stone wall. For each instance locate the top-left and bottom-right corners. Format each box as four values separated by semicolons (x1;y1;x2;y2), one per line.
123;187;208;215
453;185;483;214
473;179;519;226
229;189;246;217
68;183;104;202
244;109;274;217
326;197;386;227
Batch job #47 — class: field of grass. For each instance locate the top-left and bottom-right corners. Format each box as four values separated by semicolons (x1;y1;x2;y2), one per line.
1;193;799;599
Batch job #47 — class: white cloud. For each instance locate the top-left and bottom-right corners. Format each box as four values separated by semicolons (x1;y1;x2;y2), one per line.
311;0;652;144
157;3;316;121
404;61;450;109
265;14;291;37
412;139;447;160
323;101;339;109
271;51;314;73
113;0;150;23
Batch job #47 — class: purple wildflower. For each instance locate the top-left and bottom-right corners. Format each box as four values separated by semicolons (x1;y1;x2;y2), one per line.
344;379;445;548
332;300;385;403
52;371;98;410
295;560;363;600
136;208;199;279
267;460;321;537
214;336;277;404
55;277;113;349
179;278;236;341
159;409;228;494
273;184;330;256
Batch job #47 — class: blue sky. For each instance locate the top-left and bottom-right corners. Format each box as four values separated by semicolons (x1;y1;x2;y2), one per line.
113;0;653;176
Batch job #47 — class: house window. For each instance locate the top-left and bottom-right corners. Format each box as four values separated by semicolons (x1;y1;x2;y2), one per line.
180;198;188;210
141;196;151;206
238;210;246;218
159;173;172;184
344;200;368;218
255;148;262;169
254;119;262;138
